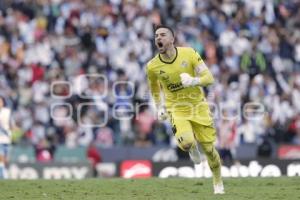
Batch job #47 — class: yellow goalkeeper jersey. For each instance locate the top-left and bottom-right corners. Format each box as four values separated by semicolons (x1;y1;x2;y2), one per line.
146;47;214;125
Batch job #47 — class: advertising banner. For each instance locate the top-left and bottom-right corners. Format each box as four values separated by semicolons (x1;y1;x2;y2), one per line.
153;159;300;178
8;159;300;179
120;160;153;178
278;145;300;159
8;162;93;179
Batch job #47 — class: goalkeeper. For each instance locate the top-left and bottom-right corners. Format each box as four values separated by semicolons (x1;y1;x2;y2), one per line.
146;25;224;194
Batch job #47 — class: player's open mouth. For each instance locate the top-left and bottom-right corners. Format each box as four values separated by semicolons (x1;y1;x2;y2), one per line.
157;42;163;48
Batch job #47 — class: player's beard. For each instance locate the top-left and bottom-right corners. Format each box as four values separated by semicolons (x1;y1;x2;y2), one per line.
158;46;167;54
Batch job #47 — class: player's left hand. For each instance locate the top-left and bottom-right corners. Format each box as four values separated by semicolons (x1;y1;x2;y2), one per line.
180;73;200;87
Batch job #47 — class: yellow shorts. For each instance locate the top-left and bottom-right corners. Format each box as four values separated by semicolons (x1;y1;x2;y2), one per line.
169;113;216;150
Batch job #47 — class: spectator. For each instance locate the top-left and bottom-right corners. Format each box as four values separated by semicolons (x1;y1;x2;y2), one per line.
0;96;14;178
134;105;156;147
35;138;55;163
86;141;102;177
257;136;273;158
217;112;238;163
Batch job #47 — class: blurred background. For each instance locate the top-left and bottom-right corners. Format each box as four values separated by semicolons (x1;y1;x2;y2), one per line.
0;0;300;179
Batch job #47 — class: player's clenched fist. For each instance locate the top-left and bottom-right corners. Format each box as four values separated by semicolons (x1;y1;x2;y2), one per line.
180;73;200;87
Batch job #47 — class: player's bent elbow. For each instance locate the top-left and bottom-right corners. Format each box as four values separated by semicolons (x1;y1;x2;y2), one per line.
199;70;215;86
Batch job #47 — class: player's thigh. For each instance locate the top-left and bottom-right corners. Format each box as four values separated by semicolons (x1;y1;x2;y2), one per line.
171;117;195;151
191;122;216;143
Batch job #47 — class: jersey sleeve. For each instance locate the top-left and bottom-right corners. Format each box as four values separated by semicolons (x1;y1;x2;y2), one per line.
190;48;214;86
190;48;204;68
146;64;161;106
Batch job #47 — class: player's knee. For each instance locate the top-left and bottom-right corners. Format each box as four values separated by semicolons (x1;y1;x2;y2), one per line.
178;141;194;152
182;143;193;151
176;132;195;151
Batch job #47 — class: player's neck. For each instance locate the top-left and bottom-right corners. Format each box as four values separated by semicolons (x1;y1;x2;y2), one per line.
160;46;176;60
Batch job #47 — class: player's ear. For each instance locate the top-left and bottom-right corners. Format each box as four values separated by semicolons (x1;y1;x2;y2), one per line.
171;35;175;44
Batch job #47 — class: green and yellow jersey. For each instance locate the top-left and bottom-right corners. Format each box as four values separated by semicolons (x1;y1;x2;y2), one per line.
146;47;214;126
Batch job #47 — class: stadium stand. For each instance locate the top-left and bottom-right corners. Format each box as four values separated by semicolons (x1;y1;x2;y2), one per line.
0;0;299;162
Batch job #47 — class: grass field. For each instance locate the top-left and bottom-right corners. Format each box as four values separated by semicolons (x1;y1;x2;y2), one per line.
0;177;299;200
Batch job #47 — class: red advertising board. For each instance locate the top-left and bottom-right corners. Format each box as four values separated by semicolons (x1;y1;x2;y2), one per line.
120;160;152;178
278;145;300;159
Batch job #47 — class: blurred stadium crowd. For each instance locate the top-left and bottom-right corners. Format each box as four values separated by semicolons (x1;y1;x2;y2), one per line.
0;0;300;161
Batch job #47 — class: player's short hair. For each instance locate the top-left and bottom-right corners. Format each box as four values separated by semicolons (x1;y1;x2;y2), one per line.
154;25;175;37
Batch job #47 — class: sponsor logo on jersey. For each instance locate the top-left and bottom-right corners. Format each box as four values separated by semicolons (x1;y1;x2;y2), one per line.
167;82;184;92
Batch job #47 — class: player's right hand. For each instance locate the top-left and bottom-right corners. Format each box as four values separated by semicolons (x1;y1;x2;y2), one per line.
157;106;168;121
180;73;200;87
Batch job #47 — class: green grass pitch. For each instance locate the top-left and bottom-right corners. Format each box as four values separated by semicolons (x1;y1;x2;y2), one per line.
0;177;299;200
